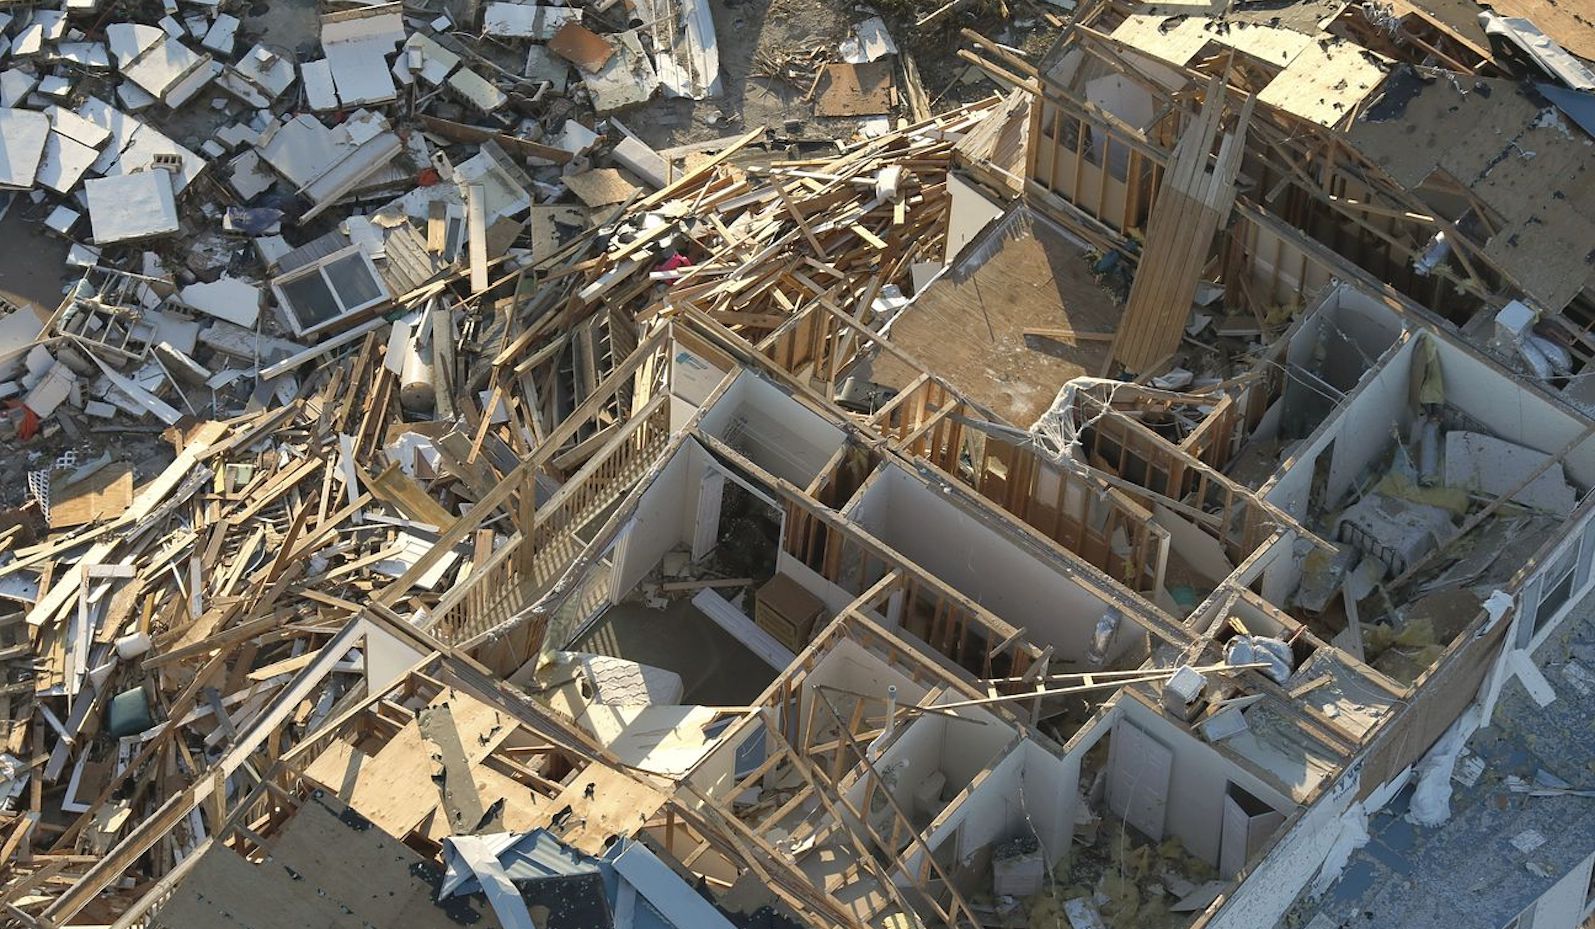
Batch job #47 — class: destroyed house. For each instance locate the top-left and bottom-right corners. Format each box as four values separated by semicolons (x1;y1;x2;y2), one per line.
5;0;1595;927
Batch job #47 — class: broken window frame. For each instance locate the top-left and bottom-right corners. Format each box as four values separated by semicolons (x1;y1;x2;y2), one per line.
1535;537;1582;636
270;244;390;337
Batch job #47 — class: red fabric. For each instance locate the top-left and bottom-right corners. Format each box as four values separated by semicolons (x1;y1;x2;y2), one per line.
16;406;38;441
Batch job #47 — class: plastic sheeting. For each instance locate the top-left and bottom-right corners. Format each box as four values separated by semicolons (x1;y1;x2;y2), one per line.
1029;377;1116;462
1225;635;1295;685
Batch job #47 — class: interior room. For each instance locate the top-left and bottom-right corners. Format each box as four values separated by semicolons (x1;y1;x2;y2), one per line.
904;736;1077;924
1252;304;1595;681
696;369;847;488
840;462;1154;670
556;438;798;705
1229;283;1409;489
863;205;1126;428
841;692;1018;841
991;693;1301;929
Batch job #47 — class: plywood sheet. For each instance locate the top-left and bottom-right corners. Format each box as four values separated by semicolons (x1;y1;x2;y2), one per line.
49;463;133;529
1111;14;1317;71
1110;13;1211;67
1481;0;1595;60
420;764;548;841
564;167;640;207
1256;38;1388;127
1349;72;1519;189
154;797;504;929
302;691;513;837
871;209;1122;426
551;762;667;855
1348;68;1595;309
1220;20;1315;65
1483;204;1595;312
814;61;894;117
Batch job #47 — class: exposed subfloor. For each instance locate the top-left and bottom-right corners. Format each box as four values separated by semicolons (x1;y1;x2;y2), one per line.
867;207;1124;427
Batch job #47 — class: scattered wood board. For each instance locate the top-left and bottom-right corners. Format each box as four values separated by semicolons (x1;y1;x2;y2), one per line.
815;61;895;117
550;763;667;855
566;168;641;207
48;463;134;529
300;692;512;837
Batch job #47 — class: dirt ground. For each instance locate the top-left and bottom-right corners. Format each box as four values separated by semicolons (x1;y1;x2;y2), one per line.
623;0;1066;150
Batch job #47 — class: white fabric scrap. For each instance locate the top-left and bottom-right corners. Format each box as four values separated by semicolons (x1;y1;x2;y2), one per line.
1406;706;1480;828
1478;589;1514;636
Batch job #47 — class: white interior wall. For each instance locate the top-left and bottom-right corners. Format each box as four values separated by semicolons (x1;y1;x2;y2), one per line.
1316;287;1405;386
611;445;695;594
1270;287;1405;446
1265;337;1415;518
905;740;1075;879
698;373;846;487
1020;740;1078;864
845;694;1015;814
1203;772;1360;929
1153;504;1234;586
849;466;1136;664
678;439;709;545
800;638;931;707
669;342;731;429
685;715;766;801
1114;698;1295;868
1323;338;1416;505
846;713;945;813
942;749;1026;861
1434;337;1595;487
939;706;1016;786
1085;75;1154;180
612;438;791;599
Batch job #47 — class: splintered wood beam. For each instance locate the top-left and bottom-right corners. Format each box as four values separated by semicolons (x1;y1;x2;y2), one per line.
909;662;1272;712
1023;326;1116;343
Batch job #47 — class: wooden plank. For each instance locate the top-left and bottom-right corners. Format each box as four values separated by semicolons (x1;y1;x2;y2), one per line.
1023;326;1116;343
466;184;489;294
418;113;573;164
362;463;455;527
1111;85;1253;373
48;464;133;529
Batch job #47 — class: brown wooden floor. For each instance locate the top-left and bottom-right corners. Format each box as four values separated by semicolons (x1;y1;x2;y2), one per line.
870;207;1124;426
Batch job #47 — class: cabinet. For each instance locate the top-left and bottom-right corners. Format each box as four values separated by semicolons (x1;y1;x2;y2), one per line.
754;573;824;653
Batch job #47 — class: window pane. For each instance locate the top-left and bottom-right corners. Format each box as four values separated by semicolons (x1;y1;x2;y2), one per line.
279;272;342;329
324;254;384;309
